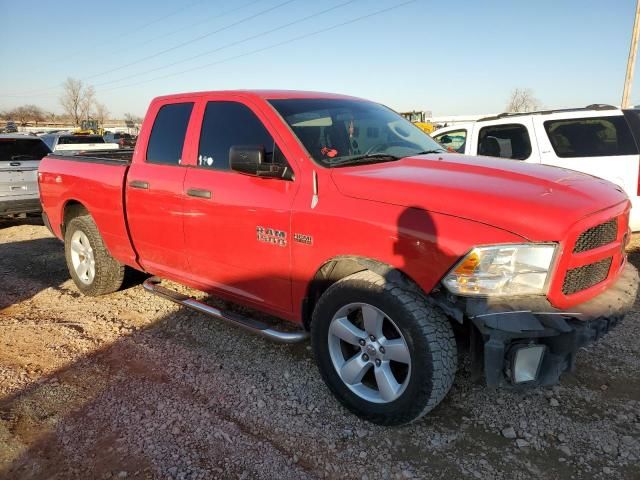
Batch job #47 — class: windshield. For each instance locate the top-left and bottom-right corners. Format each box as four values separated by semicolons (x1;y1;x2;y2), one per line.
269;99;444;167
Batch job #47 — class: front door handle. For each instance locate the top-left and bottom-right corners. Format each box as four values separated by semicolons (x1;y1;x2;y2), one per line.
129;180;149;189
186;188;212;199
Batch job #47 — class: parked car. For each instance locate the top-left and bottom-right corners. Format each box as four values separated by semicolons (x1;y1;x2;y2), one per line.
4;121;18;133
38;90;637;425
431;105;640;230
104;132;136;148
41;133;119;155
0;134;51;216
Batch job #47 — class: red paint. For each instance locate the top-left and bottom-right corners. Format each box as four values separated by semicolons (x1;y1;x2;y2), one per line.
38;90;632;323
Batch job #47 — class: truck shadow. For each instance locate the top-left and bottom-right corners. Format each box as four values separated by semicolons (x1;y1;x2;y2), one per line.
0;236;70;309
0;216;638;479
0;216;43;230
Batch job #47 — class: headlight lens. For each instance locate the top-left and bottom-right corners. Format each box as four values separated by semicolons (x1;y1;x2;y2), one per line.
443;244;556;296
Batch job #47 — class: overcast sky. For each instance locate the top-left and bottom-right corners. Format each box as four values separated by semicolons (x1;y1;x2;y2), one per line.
0;0;638;117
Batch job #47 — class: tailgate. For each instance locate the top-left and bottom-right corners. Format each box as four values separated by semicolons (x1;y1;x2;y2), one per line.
0;135;49;199
0;159;40;198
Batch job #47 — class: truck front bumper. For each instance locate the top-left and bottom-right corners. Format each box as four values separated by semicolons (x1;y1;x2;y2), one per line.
436;262;638;387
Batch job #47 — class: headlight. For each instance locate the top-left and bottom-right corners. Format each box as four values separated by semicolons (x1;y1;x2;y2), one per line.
443;244;556;296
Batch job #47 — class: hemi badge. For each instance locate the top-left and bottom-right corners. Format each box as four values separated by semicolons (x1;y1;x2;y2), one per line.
293;233;313;245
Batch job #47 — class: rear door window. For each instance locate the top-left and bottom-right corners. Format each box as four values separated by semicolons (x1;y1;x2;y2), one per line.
477;123;532;160
544;116;638;158
433;129;467;153
146;102;194;165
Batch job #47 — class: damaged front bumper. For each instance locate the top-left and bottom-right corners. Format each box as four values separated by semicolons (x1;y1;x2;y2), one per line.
434;262;639;387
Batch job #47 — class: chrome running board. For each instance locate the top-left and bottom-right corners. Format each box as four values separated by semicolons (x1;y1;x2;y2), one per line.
142;277;309;344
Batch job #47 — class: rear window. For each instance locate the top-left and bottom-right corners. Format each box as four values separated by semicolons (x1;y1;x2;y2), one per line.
146;102;194;165
544;116;638;158
0;138;51;161
58;135;105;145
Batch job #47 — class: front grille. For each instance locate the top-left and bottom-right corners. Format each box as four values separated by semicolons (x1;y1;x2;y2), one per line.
573;219;618;253
562;258;613;295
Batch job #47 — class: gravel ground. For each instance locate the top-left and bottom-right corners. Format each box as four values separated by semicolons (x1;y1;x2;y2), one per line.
0;218;638;480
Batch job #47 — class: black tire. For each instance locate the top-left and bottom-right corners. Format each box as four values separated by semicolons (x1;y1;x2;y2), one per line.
311;270;457;425
64;214;125;296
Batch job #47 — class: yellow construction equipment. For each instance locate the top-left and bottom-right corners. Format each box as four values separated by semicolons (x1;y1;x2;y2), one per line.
75;119;104;136
400;111;436;134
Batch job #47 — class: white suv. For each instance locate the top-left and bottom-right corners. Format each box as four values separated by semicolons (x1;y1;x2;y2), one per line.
431;106;640;230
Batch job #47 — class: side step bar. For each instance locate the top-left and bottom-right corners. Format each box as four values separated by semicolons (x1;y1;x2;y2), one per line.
142;277;309;344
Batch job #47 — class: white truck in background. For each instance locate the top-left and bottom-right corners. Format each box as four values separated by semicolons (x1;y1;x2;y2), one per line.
431;106;640;230
41;134;120;155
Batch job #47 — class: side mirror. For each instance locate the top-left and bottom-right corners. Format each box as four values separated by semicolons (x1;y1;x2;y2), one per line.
229;145;287;179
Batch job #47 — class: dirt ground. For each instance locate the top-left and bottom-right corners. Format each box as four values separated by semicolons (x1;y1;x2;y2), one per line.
0;218;638;480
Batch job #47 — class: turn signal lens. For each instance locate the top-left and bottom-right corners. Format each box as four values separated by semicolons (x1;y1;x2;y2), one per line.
454;251;480;275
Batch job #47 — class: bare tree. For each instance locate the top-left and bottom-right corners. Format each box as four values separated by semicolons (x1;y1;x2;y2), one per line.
506;88;541;113
93;102;110;125
124;112;143;124
9;106;31;126
60;77;96;126
124;112;143;134
80;85;96;122
27;105;45;126
6;105;45;126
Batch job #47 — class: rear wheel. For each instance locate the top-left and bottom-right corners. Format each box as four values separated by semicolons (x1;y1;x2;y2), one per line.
311;270;457;425
64;215;125;296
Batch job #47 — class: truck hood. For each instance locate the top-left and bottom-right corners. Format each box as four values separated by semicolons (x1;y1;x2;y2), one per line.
330;154;628;241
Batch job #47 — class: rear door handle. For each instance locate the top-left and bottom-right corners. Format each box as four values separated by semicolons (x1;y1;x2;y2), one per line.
186;188;212;199
129;180;149;189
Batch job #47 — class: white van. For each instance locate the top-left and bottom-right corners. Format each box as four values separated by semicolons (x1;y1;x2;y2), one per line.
431;106;640;230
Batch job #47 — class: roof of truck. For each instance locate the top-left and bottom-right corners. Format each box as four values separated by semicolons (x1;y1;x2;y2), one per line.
152;90;365;102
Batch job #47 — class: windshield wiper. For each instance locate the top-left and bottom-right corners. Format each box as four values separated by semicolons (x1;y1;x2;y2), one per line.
414;149;446;155
328;153;401;167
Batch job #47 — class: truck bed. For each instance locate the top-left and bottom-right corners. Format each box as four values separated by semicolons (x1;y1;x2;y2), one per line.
39;148;138;267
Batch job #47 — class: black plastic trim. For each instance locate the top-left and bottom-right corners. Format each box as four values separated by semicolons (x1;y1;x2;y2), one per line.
431;263;638;387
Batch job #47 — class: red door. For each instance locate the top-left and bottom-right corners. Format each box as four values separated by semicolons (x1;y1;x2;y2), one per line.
125;101;194;277
182;99;297;314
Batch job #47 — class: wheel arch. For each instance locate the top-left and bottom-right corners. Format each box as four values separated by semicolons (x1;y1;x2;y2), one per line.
302;256;425;330
61;199;89;237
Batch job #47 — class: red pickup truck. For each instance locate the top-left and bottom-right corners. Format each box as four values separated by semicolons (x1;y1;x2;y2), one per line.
39;90;638;425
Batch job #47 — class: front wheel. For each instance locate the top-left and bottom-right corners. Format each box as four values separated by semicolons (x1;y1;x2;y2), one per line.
64;214;125;296
311;270;457;425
